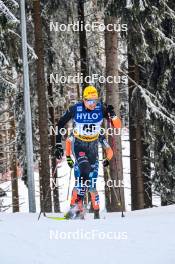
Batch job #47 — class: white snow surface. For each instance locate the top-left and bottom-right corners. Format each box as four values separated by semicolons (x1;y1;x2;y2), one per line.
0;205;175;264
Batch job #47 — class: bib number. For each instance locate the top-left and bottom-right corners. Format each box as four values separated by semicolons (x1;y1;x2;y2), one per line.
83;124;96;133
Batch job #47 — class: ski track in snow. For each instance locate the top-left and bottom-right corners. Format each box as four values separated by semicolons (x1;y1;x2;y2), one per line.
0;206;175;264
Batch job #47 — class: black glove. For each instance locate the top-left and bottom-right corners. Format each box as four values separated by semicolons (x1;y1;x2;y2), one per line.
54;143;64;159
103;159;110;167
66;156;74;168
106;105;116;118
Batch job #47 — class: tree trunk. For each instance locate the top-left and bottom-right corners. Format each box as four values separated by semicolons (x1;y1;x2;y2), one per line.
10;114;19;212
48;79;60;212
33;0;52;212
128;56;149;210
11;152;19;213
43;14;61;212
105;16;125;212
143;142;152;208
77;0;89;90
135;116;145;209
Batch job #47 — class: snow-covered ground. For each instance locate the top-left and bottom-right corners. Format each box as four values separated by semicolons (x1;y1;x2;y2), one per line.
0;205;175;264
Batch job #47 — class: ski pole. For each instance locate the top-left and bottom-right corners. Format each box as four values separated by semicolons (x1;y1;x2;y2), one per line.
67;168;72;200
38;162;58;220
105;166;124;217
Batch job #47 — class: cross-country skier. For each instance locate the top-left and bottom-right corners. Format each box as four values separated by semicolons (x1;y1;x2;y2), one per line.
54;85;121;219
64;132;113;219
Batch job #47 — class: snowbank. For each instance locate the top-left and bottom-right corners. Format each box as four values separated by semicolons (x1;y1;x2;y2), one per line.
0;205;175;264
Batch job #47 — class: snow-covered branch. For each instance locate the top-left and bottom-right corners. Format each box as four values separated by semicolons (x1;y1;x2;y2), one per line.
0;0;19;23
119;67;175;127
163;1;175;20
0;51;9;66
8;29;38;60
133;86;175;127
0;107;10;116
154;27;175;47
0;75;17;90
8;0;19;8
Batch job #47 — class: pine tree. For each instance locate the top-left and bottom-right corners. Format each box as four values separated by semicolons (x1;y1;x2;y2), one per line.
118;0;175;207
97;1;125;212
77;0;89;89
33;0;52;212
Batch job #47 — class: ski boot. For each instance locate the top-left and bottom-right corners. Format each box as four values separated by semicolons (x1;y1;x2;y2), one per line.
64;205;77;220
94;209;100;219
75;198;85;219
65;199;85;220
89;190;100;219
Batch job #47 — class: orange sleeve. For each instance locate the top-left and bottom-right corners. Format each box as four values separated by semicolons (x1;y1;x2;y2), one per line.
111;116;122;129
65;138;72;156
105;147;113;161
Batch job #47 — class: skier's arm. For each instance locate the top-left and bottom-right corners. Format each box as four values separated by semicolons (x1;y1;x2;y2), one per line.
65;138;72;156
65;137;74;168
99;134;113;164
103;105;122;128
56;105;75;144
54;106;75;160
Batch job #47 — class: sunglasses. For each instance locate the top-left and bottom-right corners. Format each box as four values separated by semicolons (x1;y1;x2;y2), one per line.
85;99;98;105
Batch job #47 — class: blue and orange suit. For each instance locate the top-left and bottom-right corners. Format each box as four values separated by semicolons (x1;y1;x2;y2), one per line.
56;101;121;211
